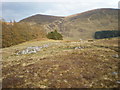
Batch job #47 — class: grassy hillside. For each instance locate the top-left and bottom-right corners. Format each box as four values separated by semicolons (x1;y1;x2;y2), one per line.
52;8;118;40
20;8;118;40
63;8;118;40
2;21;46;48
2;38;119;88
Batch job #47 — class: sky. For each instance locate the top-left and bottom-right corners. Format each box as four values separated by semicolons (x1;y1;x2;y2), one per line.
1;0;119;22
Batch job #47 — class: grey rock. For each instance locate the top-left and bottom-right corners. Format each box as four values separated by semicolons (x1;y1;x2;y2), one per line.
116;80;120;84
112;54;119;58
16;44;49;55
112;72;118;75
75;46;82;50
43;44;49;48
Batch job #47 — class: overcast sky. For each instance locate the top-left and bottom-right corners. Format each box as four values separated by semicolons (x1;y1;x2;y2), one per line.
1;0;119;22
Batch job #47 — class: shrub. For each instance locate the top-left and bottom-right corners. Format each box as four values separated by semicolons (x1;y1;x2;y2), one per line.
46;30;63;40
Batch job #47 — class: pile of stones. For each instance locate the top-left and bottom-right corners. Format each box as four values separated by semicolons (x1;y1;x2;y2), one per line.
16;44;49;55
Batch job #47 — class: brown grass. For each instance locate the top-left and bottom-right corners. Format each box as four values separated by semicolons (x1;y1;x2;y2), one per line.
2;38;119;88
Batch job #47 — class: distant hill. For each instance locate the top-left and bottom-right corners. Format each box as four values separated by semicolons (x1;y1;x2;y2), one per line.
47;8;118;40
19;14;64;24
20;8;118;40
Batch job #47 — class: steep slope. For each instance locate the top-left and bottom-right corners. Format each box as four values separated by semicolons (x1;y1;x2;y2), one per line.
20;8;119;40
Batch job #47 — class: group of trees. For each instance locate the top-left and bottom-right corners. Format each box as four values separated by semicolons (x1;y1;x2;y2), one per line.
94;30;120;39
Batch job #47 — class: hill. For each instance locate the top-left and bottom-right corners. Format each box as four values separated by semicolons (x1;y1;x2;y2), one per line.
47;8;118;40
20;8;119;40
19;14;64;25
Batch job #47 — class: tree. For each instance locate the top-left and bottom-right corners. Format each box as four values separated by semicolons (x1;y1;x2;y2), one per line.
94;30;120;39
46;30;63;40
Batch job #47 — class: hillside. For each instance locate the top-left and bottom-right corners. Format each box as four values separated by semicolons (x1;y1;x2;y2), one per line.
2;21;46;48
20;8;118;40
2;38;119;88
47;8;118;40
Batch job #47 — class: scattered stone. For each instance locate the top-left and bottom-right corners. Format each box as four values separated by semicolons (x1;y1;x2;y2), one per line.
75;47;81;50
40;85;47;88
116;80;120;84
22;63;26;67
79;39;83;41
63;79;68;83
43;79;48;82
16;45;49;55
60;73;63;76
112;54;119;58
112;72;118;75
43;44;49;48
34;73;38;77
75;46;84;50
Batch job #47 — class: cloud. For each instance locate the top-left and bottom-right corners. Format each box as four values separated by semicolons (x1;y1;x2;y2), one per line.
40;0;119;16
1;0;119;3
1;0;119;22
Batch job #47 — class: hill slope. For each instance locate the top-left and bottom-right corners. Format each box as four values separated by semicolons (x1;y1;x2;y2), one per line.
47;8;118;40
20;8;118;40
2;38;119;88
2;21;46;48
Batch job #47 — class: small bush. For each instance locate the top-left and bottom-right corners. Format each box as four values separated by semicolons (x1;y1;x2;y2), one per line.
46;30;63;40
88;39;94;42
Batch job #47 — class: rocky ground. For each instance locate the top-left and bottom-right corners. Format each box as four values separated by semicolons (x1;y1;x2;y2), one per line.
1;38;120;88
